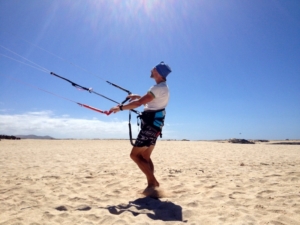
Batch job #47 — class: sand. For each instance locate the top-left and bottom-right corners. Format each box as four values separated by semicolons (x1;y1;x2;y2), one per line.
0;139;299;225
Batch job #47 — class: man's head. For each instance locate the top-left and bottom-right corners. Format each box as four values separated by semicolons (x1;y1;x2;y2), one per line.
151;61;172;80
155;61;172;79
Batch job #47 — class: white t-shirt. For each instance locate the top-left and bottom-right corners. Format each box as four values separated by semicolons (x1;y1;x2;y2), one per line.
144;82;169;111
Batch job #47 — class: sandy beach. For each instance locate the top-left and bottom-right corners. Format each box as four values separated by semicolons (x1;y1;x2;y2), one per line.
0;139;299;225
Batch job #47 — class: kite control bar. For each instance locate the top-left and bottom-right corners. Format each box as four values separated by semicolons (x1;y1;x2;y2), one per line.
50;72;139;114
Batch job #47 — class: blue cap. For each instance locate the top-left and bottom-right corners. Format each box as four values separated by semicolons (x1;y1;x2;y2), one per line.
155;61;172;78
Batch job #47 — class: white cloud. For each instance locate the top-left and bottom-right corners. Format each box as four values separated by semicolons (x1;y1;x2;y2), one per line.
0;110;137;139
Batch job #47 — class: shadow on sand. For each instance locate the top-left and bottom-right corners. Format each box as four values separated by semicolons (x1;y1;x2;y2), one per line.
100;197;186;222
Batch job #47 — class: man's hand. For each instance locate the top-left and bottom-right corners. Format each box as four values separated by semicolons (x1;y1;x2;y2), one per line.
108;92;153;113
127;94;141;102
109;105;121;113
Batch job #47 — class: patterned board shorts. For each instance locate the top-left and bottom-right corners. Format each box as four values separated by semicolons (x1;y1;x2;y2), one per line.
134;124;161;147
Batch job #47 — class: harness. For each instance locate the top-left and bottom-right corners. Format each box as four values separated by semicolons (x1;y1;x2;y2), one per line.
139;109;166;130
128;109;165;146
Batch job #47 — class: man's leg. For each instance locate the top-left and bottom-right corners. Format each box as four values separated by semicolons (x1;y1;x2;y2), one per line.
141;145;155;174
130;145;159;188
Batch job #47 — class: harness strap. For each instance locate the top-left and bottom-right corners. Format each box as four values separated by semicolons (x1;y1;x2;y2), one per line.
128;110;140;146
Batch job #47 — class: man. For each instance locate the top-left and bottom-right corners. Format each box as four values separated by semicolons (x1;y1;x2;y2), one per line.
109;61;171;195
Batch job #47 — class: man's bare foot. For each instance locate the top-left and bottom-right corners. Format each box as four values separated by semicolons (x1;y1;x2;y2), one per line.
143;180;159;196
142;186;155;196
142;186;166;199
146;180;159;188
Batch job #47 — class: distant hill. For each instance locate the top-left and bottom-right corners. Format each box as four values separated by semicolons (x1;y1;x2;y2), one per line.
16;135;55;140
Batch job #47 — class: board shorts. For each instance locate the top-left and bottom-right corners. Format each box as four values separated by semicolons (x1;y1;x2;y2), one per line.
134;109;166;147
134;124;161;147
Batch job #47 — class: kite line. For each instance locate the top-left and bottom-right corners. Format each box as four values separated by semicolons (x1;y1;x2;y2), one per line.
0;44;139;115
0;35;141;144
0;73;112;115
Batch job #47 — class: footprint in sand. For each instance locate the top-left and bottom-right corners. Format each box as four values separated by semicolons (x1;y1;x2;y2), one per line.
84;214;100;222
187;201;199;207
256;190;275;199
55;205;91;211
55;205;68;211
76;205;91;211
265;174;282;177
68;197;87;202
229;191;246;199
43;212;55;219
205;184;217;189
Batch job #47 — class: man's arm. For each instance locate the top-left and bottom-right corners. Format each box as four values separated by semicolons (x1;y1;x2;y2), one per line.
109;92;154;113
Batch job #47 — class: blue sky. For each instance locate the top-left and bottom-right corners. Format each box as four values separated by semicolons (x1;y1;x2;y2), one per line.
0;0;299;140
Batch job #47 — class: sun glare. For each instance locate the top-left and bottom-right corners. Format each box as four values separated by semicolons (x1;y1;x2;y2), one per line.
85;0;174;26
